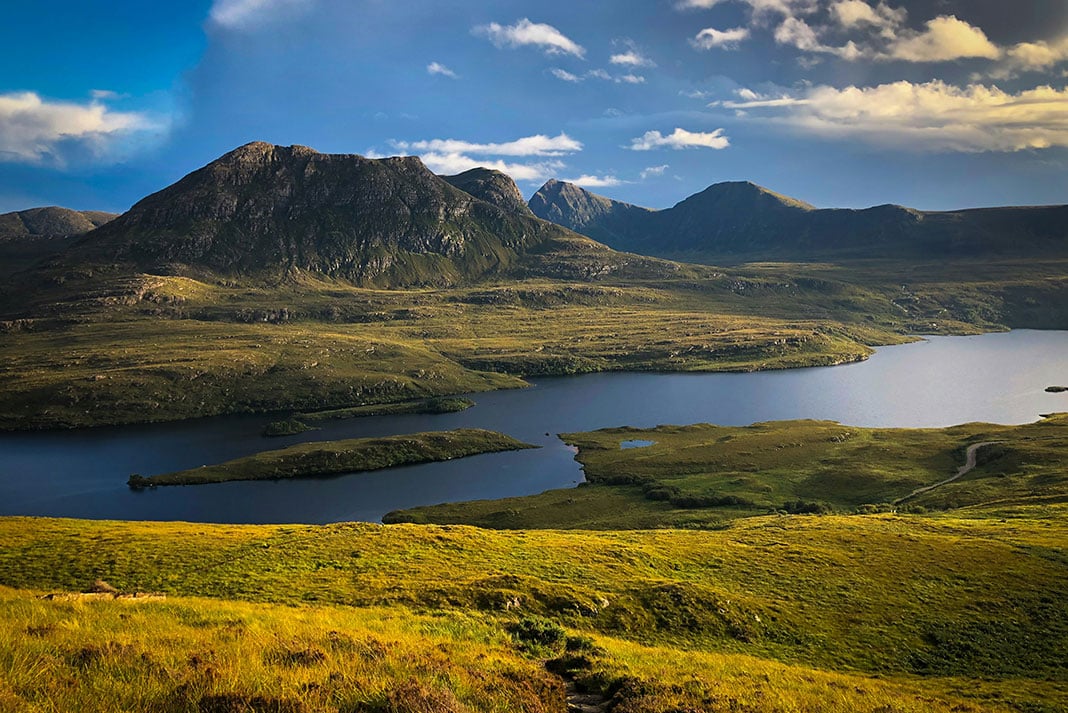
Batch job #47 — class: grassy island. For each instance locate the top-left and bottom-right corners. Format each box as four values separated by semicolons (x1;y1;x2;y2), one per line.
387;414;1068;529
127;428;533;487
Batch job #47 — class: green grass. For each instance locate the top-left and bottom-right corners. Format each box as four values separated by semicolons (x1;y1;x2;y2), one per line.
127;429;534;487
389;415;1068;529
0;511;1066;710
8;253;1067;430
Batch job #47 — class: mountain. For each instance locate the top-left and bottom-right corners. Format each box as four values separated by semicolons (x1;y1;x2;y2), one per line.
441;167;533;217
61;142;627;287
0;207;115;241
529;180;1068;261
527;178;653;246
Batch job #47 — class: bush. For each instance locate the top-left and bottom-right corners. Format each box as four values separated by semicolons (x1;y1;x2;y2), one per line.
508;616;566;652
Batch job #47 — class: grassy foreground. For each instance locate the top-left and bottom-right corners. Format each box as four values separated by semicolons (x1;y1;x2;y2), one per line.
387;415;1068;529
128;429;533;487
0;511;1066;711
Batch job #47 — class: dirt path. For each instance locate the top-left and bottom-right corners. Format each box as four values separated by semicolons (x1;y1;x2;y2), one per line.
563;680;609;713
893;441;1003;505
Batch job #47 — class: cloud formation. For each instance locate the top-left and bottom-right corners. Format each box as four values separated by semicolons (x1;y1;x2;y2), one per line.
718;81;1068;152
0;92;161;165
209;0;311;30
427;62;458;79
389;132;583;183
640;164;670;179
563;174;624;187
692;27;751;50
628;127;730;150
887;15;1000;62
549;68;647;84
392;133;581;157
610;50;655;67
418;152;565;182
474;18;585;58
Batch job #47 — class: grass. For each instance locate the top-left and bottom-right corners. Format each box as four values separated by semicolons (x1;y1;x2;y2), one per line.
6;253;1066;430
127;429;534;487
0;511;1065;710
388;414;1068;529
295;396;475;422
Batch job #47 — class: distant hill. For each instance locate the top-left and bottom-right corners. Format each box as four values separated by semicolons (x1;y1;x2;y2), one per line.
0;207;115;241
441;167;534;217
529;180;1068;261
60;142;657;287
0;207;117;280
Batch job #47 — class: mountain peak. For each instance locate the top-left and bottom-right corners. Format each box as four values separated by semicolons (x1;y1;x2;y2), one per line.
687;181;816;212
528;179;651;245
60;142;592;287
442;167;533;217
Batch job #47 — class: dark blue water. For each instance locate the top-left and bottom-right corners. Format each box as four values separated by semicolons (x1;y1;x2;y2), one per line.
0;330;1065;524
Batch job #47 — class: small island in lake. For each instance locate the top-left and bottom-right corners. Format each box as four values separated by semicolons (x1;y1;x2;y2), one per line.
128;428;533;487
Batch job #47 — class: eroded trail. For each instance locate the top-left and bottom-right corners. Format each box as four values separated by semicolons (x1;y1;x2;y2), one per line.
893;441;1003;505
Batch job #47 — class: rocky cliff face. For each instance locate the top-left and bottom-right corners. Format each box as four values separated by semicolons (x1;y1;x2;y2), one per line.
442;168;533;217
71;143;588;286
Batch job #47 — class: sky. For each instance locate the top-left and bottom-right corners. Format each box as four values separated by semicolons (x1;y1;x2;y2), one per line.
2;0;1068;213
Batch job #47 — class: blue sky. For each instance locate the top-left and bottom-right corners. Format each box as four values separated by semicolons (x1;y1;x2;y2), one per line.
2;0;1067;213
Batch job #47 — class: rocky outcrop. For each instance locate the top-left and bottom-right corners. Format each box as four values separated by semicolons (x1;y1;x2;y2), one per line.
442;167;534;217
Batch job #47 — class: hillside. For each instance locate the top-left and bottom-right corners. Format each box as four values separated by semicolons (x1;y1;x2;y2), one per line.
1;509;1065;711
529;180;1068;261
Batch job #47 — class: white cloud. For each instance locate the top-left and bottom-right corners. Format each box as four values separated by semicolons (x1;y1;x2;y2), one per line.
427;62;458;79
209;0;311;29
720;81;1068;152
392;133;582;157
563;174;624;187
830;1;905;32
0;91;162;165
418;152;565;182
640;164;669;179
1002;37;1068;73
628;127;730;151
387;131;583;184
473;18;585;58
550;68;648;84
887;15;1000;62
692;27;751;50
610;51;655;67
676;0;726;7
551;68;583;82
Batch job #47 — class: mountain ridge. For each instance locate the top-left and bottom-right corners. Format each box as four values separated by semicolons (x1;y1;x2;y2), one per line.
58;142;635;287
529;179;1068;260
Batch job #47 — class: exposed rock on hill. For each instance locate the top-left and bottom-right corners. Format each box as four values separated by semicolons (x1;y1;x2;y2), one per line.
442;167;534;217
